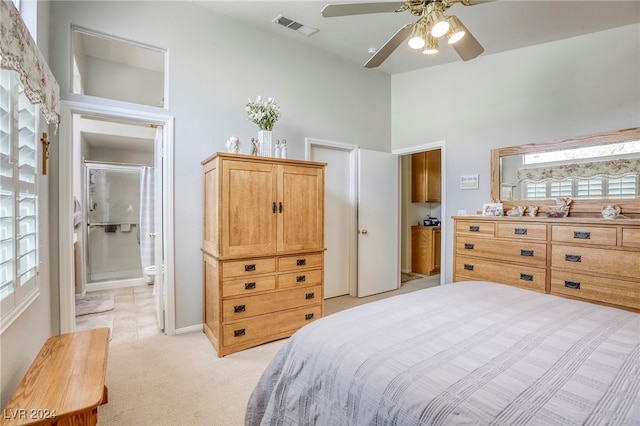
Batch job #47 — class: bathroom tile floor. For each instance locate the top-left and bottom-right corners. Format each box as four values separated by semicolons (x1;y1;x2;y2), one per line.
76;285;162;346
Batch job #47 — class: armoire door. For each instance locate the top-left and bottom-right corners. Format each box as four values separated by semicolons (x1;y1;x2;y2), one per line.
221;160;277;256
277;165;324;252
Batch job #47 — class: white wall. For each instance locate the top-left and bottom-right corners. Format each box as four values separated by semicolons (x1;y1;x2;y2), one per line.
391;24;640;284
47;1;392;330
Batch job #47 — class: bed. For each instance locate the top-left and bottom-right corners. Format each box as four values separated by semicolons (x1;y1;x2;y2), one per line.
245;281;639;425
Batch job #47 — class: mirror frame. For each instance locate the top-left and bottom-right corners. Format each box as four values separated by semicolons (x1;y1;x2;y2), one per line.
491;127;640;219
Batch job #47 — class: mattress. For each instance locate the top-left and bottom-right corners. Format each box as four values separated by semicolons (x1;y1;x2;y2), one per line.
245;281;640;425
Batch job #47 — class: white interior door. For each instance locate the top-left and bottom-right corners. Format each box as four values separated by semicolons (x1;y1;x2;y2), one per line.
154;128;164;330
357;149;399;297
309;145;353;298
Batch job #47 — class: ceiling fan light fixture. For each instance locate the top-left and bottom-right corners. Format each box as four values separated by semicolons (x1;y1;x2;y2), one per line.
445;16;465;45
422;32;439;55
407;23;426;49
429;10;449;38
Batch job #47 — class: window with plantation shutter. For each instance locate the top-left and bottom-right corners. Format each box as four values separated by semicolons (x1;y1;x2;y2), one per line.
0;68;39;329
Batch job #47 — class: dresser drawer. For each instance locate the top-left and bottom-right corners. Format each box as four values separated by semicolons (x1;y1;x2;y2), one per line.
622;227;640;248
497;222;547;240
221;258;276;279
550;271;639;310
222;284;322;321
455;256;546;293
551;225;617;246
278;253;323;272
551;245;640;280
455;221;495;237
456;237;547;267
279;269;323;289
222;304;322;347
222;275;276;297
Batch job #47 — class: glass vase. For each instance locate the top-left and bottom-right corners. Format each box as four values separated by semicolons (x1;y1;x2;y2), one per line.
258;130;273;157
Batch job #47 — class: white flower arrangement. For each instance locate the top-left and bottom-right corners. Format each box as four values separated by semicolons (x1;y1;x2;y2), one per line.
245;96;281;131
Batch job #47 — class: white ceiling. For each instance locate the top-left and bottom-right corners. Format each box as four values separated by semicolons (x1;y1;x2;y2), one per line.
196;0;640;75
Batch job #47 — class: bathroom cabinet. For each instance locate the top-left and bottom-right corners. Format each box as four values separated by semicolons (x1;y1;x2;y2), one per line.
411;226;441;275
201;153;326;356
411;150;441;203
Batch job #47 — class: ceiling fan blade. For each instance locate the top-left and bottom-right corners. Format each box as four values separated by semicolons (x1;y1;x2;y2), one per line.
322;2;404;18
451;22;484;61
364;23;413;68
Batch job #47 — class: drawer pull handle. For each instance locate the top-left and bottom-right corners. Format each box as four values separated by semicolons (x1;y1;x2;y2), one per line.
574;231;591;239
464;243;474;250
514;228;528;235
463;264;474;271
520;273;533;281
234;305;246;313
520;249;534;257
565;254;582;263
244;264;256;272
469;226;480;232
234;329;245;337
296;275;306;282
305;292;315;300
296;259;306;266
244;282;256;290
564;280;581;289
305;313;314;320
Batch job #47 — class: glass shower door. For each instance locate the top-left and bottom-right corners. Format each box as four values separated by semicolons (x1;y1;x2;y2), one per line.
86;165;142;283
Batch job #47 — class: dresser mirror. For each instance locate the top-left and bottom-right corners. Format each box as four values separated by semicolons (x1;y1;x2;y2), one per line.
491;127;640;218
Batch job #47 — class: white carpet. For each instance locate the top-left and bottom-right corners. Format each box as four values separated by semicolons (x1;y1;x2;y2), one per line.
75;293;115;316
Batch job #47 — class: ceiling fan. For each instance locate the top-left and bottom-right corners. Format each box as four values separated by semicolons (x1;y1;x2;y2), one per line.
321;1;490;68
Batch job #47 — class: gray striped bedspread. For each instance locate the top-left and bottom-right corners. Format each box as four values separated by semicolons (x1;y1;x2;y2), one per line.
245;281;640;425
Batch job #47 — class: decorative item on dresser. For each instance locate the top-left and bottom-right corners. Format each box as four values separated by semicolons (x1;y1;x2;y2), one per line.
201;153;326;356
453;216;640;312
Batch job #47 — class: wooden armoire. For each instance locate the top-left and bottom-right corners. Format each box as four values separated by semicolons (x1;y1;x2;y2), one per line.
201;153;326;356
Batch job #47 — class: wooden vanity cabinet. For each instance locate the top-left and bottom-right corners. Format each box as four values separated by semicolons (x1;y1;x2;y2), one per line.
202;153;326;356
411;226;441;275
411;150;441;203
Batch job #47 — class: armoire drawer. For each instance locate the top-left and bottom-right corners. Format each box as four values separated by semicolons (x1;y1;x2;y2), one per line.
456;237;547;267
551;245;640;280
222;275;276;297
222;284;322;321
221;257;276;279
279;269;323;289
551;225;617;246
278;253;323;272
455;221;495;237
497;222;547;240
222;304;322;347
455;256;546;293
550;271;639;310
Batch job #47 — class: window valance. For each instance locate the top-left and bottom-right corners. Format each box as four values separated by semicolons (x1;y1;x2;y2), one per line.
518;158;640;183
0;0;60;126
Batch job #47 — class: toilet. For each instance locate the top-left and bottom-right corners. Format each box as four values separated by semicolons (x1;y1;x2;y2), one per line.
143;265;164;284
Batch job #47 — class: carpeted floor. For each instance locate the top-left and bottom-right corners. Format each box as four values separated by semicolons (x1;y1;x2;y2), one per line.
97;275;440;425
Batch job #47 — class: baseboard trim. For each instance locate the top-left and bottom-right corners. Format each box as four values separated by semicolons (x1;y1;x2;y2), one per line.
176;324;203;335
86;278;147;292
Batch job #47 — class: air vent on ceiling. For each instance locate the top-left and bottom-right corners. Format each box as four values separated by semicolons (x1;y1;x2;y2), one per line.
273;14;319;37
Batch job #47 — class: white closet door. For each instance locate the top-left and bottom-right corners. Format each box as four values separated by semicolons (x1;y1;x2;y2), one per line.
357;149;399;297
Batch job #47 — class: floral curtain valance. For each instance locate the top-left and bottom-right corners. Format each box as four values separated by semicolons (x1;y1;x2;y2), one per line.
0;0;60;126
518;158;640;183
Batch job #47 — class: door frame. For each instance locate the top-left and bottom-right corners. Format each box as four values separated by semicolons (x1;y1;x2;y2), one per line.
58;100;176;335
305;138;358;296
392;140;446;286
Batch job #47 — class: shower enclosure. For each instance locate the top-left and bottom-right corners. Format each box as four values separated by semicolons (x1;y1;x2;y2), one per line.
85;163;145;284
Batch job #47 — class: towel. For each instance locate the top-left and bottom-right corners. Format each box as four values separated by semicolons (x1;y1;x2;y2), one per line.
121;224;132;232
73;197;82;230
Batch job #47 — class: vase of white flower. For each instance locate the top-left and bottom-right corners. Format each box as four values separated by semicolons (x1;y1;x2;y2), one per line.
246;96;281;157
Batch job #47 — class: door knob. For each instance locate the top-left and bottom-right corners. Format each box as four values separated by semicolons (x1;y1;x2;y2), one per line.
359;229;368;235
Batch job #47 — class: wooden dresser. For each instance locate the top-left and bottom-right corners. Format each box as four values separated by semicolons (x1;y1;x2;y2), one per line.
453;216;640;312
202;153;325;356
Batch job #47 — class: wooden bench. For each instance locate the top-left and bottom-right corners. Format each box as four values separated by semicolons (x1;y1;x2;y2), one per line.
2;328;110;426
